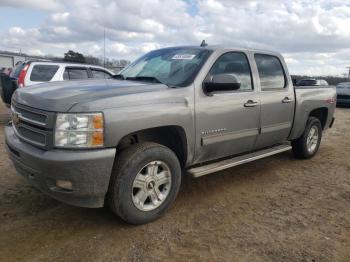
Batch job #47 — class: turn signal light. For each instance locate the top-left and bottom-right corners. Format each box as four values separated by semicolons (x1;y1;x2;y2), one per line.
92;114;104;129
91;131;104;146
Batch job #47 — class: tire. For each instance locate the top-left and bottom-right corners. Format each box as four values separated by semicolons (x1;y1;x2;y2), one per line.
292;117;322;159
107;142;181;225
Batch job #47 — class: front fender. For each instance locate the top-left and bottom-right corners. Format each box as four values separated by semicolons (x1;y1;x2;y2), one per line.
103;100;194;163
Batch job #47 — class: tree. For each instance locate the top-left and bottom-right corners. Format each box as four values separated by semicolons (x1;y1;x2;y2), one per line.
63;50;86;63
85;55;103;66
119;59;130;67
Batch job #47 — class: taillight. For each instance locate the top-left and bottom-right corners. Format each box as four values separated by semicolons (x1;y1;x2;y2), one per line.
326;97;336;104
18;64;29;87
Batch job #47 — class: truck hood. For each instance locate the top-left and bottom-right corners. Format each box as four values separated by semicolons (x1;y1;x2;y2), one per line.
12;79;168;112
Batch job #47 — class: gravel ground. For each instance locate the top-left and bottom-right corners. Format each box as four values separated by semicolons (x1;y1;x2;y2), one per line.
0;101;349;262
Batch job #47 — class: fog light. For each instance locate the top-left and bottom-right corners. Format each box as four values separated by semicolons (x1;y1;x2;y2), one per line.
56;180;73;191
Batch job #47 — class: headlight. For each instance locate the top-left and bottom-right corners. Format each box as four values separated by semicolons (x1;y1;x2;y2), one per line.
54;113;104;148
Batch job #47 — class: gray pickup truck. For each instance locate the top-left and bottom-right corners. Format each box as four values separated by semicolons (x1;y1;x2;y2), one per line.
5;46;336;224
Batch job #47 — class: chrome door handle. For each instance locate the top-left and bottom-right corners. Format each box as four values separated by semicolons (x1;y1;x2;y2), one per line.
282;97;292;103
244;100;258;107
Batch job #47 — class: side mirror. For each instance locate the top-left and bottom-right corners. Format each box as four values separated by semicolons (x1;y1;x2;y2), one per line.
203;73;241;94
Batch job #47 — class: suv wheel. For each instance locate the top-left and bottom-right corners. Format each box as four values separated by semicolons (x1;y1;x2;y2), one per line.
108;142;181;224
292;117;322;159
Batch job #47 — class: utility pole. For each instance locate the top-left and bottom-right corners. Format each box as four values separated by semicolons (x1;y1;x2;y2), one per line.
347;67;350;79
103;27;106;68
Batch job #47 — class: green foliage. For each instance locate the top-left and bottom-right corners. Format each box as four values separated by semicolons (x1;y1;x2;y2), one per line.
63;50;86;63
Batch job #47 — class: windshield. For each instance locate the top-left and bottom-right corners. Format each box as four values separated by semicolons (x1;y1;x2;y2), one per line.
117;47;212;87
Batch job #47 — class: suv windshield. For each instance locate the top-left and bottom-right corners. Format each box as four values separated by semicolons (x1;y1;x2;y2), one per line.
117;47;212;87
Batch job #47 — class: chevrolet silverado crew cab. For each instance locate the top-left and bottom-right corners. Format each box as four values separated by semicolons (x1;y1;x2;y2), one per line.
5;46;336;224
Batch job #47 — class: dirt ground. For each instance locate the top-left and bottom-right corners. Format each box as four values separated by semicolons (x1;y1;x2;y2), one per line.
0;101;349;262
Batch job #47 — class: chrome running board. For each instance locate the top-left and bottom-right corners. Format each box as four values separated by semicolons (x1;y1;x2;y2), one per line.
188;144;292;178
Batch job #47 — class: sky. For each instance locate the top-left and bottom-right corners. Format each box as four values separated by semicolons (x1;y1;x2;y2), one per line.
0;0;350;76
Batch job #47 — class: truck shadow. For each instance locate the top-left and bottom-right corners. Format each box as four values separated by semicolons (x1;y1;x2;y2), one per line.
3;151;296;229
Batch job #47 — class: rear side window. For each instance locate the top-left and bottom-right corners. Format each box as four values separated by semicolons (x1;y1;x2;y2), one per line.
208;52;253;91
63;68;89;80
30;65;59;82
254;54;286;90
91;69;111;79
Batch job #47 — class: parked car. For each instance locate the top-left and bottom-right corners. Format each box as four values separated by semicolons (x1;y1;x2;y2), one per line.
0;67;12;75
5;46;336;224
336;82;350;106
0;61;114;106
296;79;328;86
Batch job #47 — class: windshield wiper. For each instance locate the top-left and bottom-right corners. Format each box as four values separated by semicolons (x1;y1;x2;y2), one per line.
114;75;177;87
125;76;163;84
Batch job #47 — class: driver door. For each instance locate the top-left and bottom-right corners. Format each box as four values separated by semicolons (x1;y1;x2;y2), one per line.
194;51;260;163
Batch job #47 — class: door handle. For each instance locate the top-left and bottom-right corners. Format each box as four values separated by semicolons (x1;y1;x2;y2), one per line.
244;100;258;107
282;97;292;103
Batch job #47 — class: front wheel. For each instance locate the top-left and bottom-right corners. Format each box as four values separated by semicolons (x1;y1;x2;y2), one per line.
292;117;322;159
107;142;181;225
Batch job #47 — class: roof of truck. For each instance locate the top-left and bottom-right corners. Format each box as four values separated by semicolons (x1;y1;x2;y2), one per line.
158;45;281;55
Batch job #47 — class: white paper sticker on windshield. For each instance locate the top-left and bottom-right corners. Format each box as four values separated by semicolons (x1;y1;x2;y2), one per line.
172;54;196;60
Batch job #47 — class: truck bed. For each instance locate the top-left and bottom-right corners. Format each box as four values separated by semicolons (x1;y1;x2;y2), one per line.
289;85;336;140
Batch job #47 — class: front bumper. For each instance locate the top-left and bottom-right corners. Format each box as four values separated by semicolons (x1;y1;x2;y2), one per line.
5;124;116;208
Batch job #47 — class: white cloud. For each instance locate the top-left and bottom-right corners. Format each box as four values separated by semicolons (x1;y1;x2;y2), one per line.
0;0;350;76
51;12;70;23
0;0;64;11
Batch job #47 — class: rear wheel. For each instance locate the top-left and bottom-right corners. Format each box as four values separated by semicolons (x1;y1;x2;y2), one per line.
108;142;181;225
292;117;322;159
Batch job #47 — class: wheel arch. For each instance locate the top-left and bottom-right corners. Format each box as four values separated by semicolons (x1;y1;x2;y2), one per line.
309;107;328;129
289;106;329;140
116;125;188;168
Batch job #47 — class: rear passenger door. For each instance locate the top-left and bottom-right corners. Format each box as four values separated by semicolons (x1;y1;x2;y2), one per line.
90;68;112;79
63;67;89;80
253;53;295;149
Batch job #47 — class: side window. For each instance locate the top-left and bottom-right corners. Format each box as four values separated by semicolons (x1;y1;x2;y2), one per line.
91;69;111;79
63;68;89;80
254;54;286;90
30;65;59;82
208;52;253;91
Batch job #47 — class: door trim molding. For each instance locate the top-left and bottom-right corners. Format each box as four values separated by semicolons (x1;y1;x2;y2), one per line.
201;128;259;146
260;122;291;134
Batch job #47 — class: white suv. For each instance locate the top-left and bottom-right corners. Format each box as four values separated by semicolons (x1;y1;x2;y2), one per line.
13;61;114;87
1;61;114;105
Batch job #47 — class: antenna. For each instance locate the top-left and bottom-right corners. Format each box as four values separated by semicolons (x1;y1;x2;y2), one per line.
200;40;207;47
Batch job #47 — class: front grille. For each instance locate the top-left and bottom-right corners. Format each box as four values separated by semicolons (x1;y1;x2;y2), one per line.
11;101;56;149
337;94;350;100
